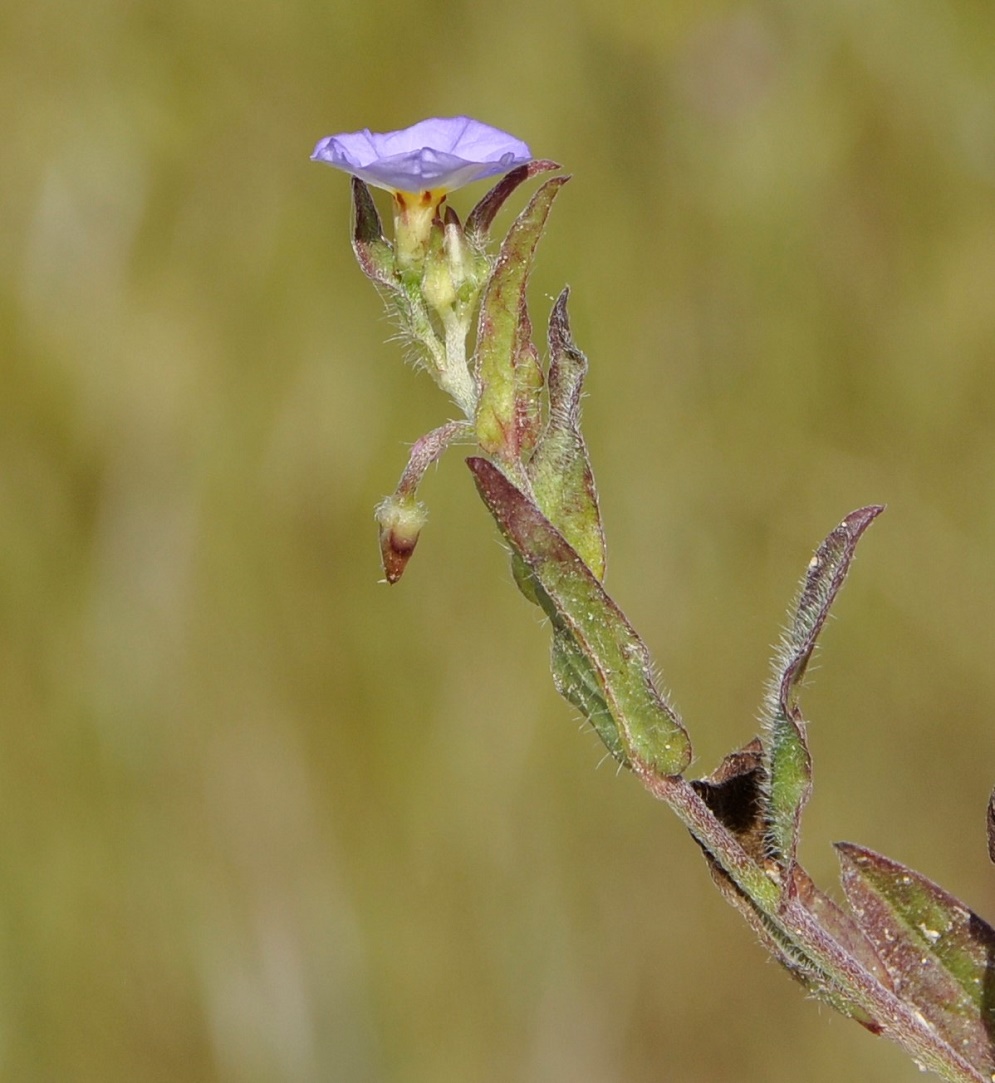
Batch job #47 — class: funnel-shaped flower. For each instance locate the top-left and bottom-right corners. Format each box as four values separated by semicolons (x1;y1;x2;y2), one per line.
311;117;532;196
313;118;531;273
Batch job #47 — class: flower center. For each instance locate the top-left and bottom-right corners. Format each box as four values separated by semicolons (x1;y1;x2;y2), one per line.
392;189;447;270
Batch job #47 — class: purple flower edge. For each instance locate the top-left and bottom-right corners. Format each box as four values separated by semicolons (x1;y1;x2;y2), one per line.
312;116;532;193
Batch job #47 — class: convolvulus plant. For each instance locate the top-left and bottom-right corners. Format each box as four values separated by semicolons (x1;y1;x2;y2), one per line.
313;117;995;1082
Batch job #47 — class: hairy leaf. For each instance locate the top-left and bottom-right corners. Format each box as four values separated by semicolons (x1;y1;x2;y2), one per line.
468;456;691;776
527;288;606;581
474;177;568;462
763;506;883;872
551;630;627;766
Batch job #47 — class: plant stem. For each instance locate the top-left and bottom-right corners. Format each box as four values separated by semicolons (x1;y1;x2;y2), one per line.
640;772;986;1083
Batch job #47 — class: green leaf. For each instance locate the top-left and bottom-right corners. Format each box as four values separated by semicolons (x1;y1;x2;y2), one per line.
763;506;883;871
474;176;568;463
513;322;544;460
527;289;606;581
551;630;627;766
837;842;995;1077
468;456;691;776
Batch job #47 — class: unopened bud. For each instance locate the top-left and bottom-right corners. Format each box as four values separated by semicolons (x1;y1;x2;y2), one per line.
421;252;457;313
443;206;471;288
375;495;429;584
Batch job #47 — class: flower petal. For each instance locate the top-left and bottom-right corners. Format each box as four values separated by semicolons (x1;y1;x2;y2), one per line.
311;116;532;194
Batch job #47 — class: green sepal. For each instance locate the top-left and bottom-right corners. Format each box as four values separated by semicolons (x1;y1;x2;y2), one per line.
474;176;568;463
350;178;396;287
350;180;446;385
527;288;606;581
468;456;691;776
465;160;562;244
763;506;883;872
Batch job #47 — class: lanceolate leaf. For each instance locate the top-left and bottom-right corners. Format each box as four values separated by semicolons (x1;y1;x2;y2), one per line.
762;506;883;872
468;456;691;776
837;842;995;1077
527;289;606;581
787;865;893;1020
474;176;568;463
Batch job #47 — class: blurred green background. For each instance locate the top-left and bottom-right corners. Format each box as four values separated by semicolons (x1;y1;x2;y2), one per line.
3;1;995;1080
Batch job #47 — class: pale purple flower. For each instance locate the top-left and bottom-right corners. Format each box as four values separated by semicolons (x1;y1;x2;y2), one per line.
311;116;532;195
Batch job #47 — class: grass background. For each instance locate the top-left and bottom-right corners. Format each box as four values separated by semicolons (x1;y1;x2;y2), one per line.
3;1;995;1080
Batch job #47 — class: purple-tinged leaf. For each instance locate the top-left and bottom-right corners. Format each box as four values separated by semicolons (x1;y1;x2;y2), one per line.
350;177;396;287
465;160;561;242
762;506;883;873
468;456;691;776
788;865;893;1007
702;862;886;1030
474;177;568;463
837;842;995;1076
527;289;606;581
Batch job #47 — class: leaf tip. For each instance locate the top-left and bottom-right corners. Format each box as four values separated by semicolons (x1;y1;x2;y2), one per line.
842;503;886;537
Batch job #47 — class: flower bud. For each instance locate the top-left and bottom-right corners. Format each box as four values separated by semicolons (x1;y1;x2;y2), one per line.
375;494;429;584
420;226;458;313
443;206;471;289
